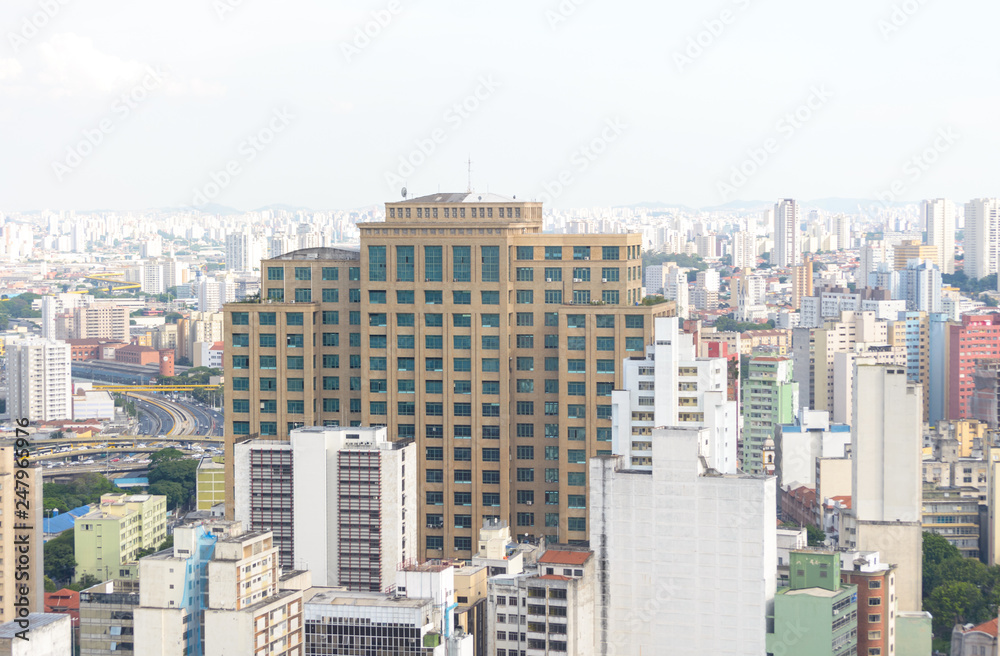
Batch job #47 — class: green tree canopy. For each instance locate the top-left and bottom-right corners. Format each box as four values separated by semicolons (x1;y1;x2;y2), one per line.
44;530;76;583
149;480;186;510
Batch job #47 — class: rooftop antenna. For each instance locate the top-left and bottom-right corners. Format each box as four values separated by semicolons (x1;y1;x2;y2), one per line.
466;156;473;193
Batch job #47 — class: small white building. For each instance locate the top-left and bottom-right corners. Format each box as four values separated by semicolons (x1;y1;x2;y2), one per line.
72;388;115;420
775;409;851;490
0;613;72;655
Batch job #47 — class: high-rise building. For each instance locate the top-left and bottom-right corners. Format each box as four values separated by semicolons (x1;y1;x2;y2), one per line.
223;194;674;560
790;259;813;310
643;264;664;295
923;198;955;274
233;426;415;591
590;426;777;654
79;579;140;656
947;314;1000;420
732;230;757;270
849;364;923;612
775;409;850;491
0;448;43;624
893;240;938;271
742;356;798;474
964;198;1000;280
7;338;71;421
890;311;932;421
834;214;851;251
767;550;858;656
198;274;236;313
901;259;942;313
774;199;800;268
610;316;736;473
73;304;129;343
839;551;897;656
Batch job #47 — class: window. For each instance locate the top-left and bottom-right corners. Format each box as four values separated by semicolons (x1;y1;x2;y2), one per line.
567;449;586;463
567;336;586;350
568;472;586;486
260;377;276;391
572;289;591;304
232;333;249;348
483;470;501;485
595;315;615;329
568;359;585;373
602;246;620;260
545;289;563;304
481;246;500;282
267;288;285;301
483;335;501;350
517;379;534;393
481;290;500;305
397;313;414;327
267;266;284;281
233;421;250;435
545;468;559;483
321;288;339;303
567;427;585;441
425;334;443;350
349;288;361;302
396;245;414;281
426;535;444;550
287;400;304;414
321;266;338;281
426;469;444;483
517;512;535;527
483;358;500;372
545;401;559;415
453;246;472;281
232;377;249;391
322;311;339;325
483;425;501;439
517;289;534;304
397;334;415;349
572;267;591;281
516;312;534;326
286;312;304;326
365;356;382;371
455;536;472;551
483;493;501;507
349;310;360;325
544;267;562;282
233;355;250;369
231;311;249;325
517;246;534;260
424;245;442;281
453;290;472;305
369;401;387;415
544;378;558;393
545;246;563;260
596;336;615;351
517;423;535;437
425;313;443;327
260;421;278;435
597;359;615;374
516;357;534;371
516;445;534;459
368;245;386;281
426;446;444;461
516;334;534;348
602;267;620;282
546;491;560;505
454;380;472;395
287;378;304;392
396;290;415;304
454;402;472;417
483;380;500;395
398;357;415;371
626;315;644;329
369;290;386;304
517;468;535;482
602;290;620;304
567;382;586;396
483;448;501;462
516;267;534;282
369;335;387;349
258;312;276;325
454;358;472;372
568;517;586;532
454;335;472;350
568;404;585;418
322;332;339;347
568;494;586;508
574;246;590;260
517;401;535;415
232;399;250;413
425;290;443;304
626;337;644;351
518;489;535;504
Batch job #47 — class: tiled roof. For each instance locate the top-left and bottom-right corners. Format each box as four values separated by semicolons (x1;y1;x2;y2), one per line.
538;550;591;566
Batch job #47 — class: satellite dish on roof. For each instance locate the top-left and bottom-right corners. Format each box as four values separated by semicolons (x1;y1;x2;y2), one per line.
401;187;407;199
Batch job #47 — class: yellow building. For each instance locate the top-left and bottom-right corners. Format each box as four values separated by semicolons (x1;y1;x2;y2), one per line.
196;456;226;511
223;192;675;560
74;493;167;581
893;240;938;270
954;420;987;458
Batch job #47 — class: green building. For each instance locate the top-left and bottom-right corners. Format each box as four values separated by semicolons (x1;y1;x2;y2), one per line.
74;493;167;582
196;456;226;511
742;355;798;474
768;550;858;656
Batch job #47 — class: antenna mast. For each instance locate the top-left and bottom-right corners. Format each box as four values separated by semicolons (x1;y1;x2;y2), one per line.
466;157;473;193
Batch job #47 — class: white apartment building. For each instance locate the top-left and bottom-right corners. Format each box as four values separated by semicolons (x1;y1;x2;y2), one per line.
858;240;888;287
486;549;596;656
774;199;800;268
135;522;307;656
610;317;737;474
923;198;955;274
643;265;664;295
591;427;777;655
732;230;757;270
197;274;236;313
775;409;850;490
696;269;720;292
849;364;923;612
7;338;71;421
964;198;1000;280
234;426;415;592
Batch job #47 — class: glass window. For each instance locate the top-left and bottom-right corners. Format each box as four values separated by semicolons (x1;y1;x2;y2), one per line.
483;335;501;350
602;267;620;282
454;358;472;372
369;290;386;304
424;246;442;281
481;246;500;282
287;312;304;326
481;313;500;327
602;246;620;261
568;336;586;350
517;246;534;260
287;356;304;370
596;315;615;328
397;334;415;349
517;290;534;304
596;336;615;351
259;312;276;325
396;245;414;281
573;246;590;260
321;267;338;281
626;315;644;329
454;335;472;350
425;335;443;350
322;311;339;325
567;359;585;373
602;290;619;304
258;334;275;348
482;358;500;372
545;290;563;304
267;288;285;301
397;313;415;327
545;246;563;260
368;246;386;281
425;290;443;304
453;246;472;281
516;267;534;282
544;267;562;281
231;312;249;325
481;290;500;305
516;312;534;326
516;357;534;371
294;267;311;281
516;334;533;348
572;290;591;304
258;356;275;369
425;380;443;394
572;267;591;282
267;267;284;281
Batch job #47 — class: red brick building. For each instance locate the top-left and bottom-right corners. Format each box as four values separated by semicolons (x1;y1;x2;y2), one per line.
113;343;159;366
842;558;896;656
948;314;1000;419
66;338;128;361
780;485;817;527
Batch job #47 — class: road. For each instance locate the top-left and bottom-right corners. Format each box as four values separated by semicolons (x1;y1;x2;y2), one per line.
132;393;222;437
135;397;173;435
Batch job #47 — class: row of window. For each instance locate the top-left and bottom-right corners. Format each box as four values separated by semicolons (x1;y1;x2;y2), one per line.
262;287;634;306
234;354;625;375
234;310;646;330
516;245;636;261
388;205;522;220
266;266;349;282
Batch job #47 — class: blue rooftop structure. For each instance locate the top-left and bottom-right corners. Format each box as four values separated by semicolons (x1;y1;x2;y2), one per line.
43;505;92;536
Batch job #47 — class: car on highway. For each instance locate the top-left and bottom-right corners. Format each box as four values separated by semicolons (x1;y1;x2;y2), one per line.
111;458;120;462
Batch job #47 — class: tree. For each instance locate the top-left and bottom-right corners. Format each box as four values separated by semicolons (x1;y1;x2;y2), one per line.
44;531;77;583
149;480;187;510
44;576;57;592
925;581;985;636
67;574;101;592
149;448;186;466
805;524;826;547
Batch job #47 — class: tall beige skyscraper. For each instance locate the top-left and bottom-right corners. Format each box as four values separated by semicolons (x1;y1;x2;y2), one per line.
0;448;43;623
222;192;674;560
922;198;955;274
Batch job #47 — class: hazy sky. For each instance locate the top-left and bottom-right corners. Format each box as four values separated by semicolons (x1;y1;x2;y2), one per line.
1;0;997;211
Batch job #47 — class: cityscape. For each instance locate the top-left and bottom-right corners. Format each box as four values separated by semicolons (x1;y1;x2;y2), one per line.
2;2;999;655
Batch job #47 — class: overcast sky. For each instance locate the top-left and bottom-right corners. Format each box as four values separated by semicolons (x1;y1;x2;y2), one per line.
1;0;997;212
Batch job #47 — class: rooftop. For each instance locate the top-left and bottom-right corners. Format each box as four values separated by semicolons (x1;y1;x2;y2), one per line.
0;613;67;638
962;618;998;637
268;247;361;262
305;588;431;609
391;192;521;204
538;550;592;566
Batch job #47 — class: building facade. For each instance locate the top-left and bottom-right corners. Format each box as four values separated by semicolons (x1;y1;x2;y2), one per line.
742;356;798;474
7;338;71;422
223;193;673;560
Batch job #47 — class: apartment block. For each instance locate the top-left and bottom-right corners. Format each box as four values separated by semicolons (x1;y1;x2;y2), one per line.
610;316;737;473
775;409;849;491
79;579;140;656
840;551;897;656
947;314;1000;420
7;338;71;422
0;449;43;624
486;549;595;656
223;193;673;560
922;483;981;558
74;494;167;582
196;457;226;512
74;304;130;342
234;426;415;591
964;198;1000;280
590;427;776;654
135;522;307;656
774;199;800;268
742;356;798;474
